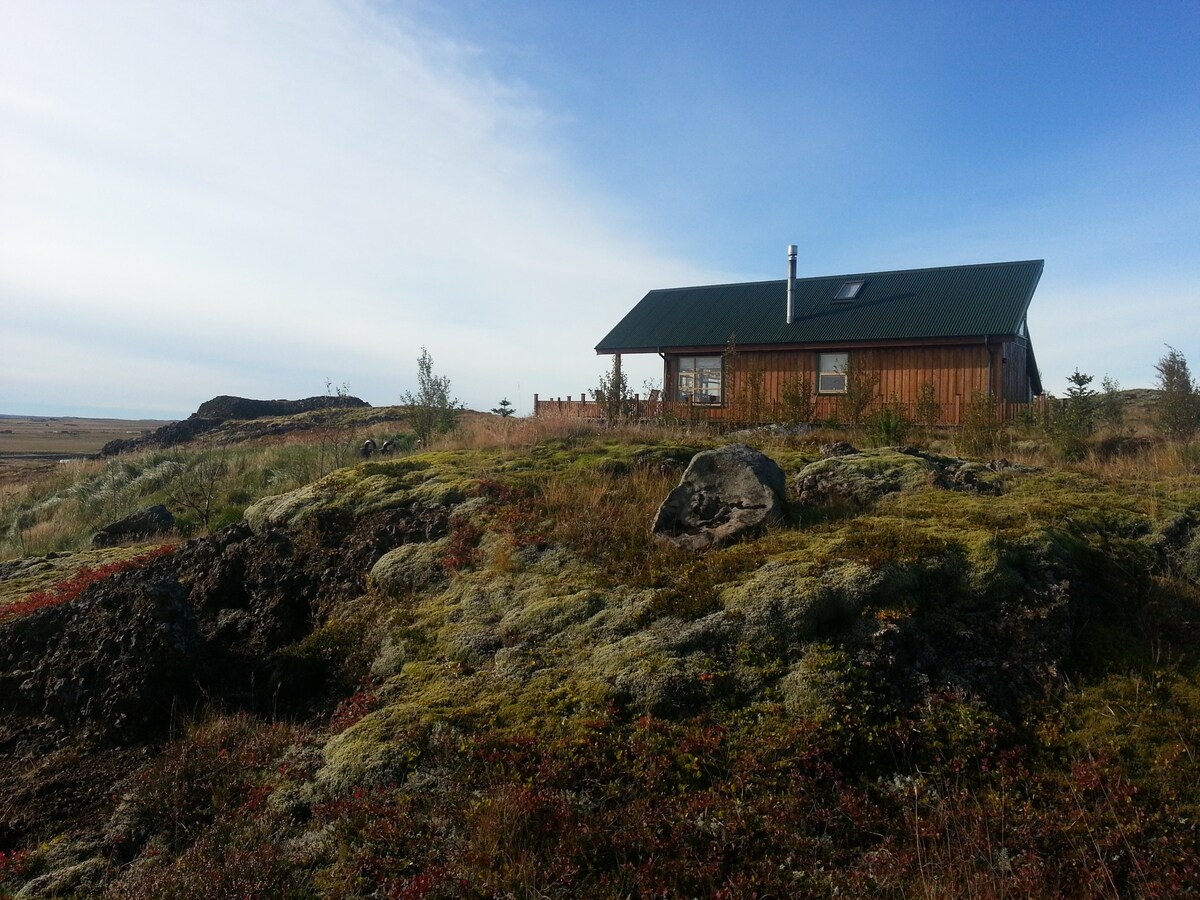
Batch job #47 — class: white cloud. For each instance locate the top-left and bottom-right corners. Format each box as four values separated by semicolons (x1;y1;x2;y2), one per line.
0;0;714;417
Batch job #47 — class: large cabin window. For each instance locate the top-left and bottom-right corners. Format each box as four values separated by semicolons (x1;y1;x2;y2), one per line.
676;355;723;404
818;352;848;394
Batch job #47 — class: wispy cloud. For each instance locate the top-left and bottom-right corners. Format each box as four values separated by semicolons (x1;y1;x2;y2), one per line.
0;0;712;416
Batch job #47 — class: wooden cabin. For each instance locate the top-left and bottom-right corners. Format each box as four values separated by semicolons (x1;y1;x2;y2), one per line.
537;258;1044;426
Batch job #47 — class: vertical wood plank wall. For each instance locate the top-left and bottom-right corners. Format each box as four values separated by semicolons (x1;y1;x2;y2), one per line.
1001;339;1030;403
715;344;996;423
535;340;1035;424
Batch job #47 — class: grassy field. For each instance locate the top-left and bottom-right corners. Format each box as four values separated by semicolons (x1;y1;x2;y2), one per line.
0;415;173;497
0;415;172;457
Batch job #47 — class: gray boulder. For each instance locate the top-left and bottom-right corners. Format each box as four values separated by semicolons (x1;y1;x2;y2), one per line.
651;444;787;551
91;504;175;548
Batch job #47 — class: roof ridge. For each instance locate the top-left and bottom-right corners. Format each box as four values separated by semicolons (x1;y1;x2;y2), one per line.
648;259;1044;293
648;278;781;294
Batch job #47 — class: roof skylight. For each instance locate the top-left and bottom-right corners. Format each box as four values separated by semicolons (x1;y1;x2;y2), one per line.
833;280;865;301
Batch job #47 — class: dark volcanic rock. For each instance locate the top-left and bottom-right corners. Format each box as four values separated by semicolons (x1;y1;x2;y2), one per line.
0;503;451;756
820;441;859;458
150;417;225;447
652;444;787;551
98;437;140;457
193;395;369;420
0;575;207;747
99;419;224;456
91;505;175;548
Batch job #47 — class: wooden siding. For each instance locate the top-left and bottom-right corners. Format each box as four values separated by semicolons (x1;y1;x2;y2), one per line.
714;343;1005;425
1001;338;1030;403
535;339;1037;425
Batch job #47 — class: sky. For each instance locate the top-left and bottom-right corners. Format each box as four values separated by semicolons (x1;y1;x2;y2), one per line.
1;0;1198;419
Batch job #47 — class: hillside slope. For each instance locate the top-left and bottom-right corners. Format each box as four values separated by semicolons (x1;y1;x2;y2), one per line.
1;437;1198;897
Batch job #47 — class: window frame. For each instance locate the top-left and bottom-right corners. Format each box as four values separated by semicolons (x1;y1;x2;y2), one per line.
675;355;724;405
817;352;849;394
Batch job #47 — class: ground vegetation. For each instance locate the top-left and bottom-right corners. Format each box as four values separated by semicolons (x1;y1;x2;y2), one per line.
0;387;1198;897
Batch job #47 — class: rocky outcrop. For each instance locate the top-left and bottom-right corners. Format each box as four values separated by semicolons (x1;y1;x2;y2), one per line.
193;395;369;421
652;444;788;551
820;440;859;458
793;448;1006;517
99;394;372;457
91;505;175;548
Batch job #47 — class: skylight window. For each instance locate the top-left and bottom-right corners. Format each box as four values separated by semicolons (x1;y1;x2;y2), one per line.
833;280;865;301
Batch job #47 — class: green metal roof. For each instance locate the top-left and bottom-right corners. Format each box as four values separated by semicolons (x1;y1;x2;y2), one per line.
596;259;1043;353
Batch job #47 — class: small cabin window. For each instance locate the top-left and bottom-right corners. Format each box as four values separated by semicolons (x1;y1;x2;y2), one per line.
818;352;848;394
833;280;865;301
676;355;723;404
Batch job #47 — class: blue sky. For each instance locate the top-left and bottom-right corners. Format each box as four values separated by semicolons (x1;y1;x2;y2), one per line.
2;0;1197;418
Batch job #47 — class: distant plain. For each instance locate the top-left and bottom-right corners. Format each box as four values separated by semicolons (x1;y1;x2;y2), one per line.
0;415;174;491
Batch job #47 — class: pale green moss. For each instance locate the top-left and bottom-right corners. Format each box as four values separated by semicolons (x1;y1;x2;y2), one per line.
286;440;1200;816
245;452;484;532
369;633;408;679
721;554;880;643
496;588;604;645
317;705;425;793
780;644;854;722
369;539;449;598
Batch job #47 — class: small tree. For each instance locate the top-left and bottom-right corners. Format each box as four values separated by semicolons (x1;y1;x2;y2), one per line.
1051;369;1096;461
780;373;814;425
315;379;358;477
840;356;880;431
593;355;633;422
958;390;1003;457
915;381;941;429
869;394;911;446
168;447;229;532
739;364;767;424
1098;376;1126;429
401;347;463;445
491;398;515;418
1154;346;1200;449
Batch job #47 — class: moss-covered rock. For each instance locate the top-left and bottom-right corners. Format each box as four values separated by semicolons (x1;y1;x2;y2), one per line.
721;555;881;646
368;539;449;598
791;448;1006;520
245;454;479;533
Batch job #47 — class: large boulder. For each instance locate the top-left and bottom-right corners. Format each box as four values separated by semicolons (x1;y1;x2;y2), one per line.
91;505;175;548
651;444;787;551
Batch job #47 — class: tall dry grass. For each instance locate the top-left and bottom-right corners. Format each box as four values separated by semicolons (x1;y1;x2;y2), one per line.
6;403;1195;563
437;412;713;453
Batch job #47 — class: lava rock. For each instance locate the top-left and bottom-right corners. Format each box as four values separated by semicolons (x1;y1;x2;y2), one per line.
91;505;175;548
652;444;787;551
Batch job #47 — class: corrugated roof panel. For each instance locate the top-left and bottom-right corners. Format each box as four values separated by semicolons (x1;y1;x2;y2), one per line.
596;260;1043;352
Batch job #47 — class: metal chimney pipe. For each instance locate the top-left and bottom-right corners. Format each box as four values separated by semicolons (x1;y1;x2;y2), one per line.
786;244;798;325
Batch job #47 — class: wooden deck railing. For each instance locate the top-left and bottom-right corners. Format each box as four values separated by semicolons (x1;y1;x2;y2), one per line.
533;392;1046;427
